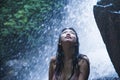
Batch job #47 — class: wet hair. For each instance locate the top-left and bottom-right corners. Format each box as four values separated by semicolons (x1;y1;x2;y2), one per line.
55;27;80;80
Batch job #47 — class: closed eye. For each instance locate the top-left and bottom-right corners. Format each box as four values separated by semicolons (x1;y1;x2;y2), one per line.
70;31;75;34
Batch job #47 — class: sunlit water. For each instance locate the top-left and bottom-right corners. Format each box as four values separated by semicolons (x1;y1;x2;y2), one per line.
5;0;119;80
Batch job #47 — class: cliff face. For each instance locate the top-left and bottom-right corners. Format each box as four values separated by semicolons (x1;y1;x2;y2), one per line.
93;0;120;77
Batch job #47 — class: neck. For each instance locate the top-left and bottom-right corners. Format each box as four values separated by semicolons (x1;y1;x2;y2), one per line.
62;42;75;61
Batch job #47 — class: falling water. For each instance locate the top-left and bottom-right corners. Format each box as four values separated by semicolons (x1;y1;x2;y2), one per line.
3;0;119;80
60;0;119;79
26;0;119;80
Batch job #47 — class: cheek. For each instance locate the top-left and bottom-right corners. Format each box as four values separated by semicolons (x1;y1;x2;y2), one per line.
72;35;77;41
60;34;65;40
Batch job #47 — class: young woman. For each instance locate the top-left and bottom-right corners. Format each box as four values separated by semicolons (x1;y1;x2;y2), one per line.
49;28;90;80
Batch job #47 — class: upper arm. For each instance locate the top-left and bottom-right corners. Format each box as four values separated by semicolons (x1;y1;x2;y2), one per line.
49;56;56;80
78;56;90;80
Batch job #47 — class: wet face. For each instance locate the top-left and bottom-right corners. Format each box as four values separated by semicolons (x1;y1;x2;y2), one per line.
60;29;77;43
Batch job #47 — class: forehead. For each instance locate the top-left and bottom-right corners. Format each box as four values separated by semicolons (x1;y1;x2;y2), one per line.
62;28;75;32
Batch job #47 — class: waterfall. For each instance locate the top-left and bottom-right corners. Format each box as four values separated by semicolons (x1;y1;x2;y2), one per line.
4;0;119;80
60;0;119;79
37;0;119;80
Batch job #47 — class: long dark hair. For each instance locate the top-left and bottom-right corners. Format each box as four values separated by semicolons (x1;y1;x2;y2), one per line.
55;27;80;80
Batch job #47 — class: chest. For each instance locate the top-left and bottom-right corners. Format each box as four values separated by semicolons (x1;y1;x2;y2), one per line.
58;65;79;80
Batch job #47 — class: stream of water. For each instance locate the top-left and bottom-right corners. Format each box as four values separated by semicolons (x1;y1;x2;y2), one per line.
32;0;119;80
4;0;119;80
59;0;119;79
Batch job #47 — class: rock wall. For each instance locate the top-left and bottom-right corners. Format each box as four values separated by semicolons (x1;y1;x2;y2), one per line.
93;0;120;77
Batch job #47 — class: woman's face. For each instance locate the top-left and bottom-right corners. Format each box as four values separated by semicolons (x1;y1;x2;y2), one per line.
60;29;77;43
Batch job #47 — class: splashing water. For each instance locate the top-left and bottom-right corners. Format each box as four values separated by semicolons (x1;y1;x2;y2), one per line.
5;0;119;80
30;0;119;80
61;0;119;79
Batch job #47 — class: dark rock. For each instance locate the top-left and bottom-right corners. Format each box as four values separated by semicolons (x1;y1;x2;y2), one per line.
93;0;120;77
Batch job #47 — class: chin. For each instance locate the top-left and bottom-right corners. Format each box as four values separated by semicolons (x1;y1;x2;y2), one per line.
64;40;75;43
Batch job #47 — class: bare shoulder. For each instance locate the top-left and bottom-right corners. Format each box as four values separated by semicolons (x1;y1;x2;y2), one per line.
49;56;56;80
82;55;89;63
78;55;90;79
50;56;56;65
78;55;90;66
49;56;56;71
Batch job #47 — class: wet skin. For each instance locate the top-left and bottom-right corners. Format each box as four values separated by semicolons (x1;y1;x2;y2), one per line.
49;29;90;80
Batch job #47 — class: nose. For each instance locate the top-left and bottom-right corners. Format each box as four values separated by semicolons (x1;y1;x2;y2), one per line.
66;33;70;36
